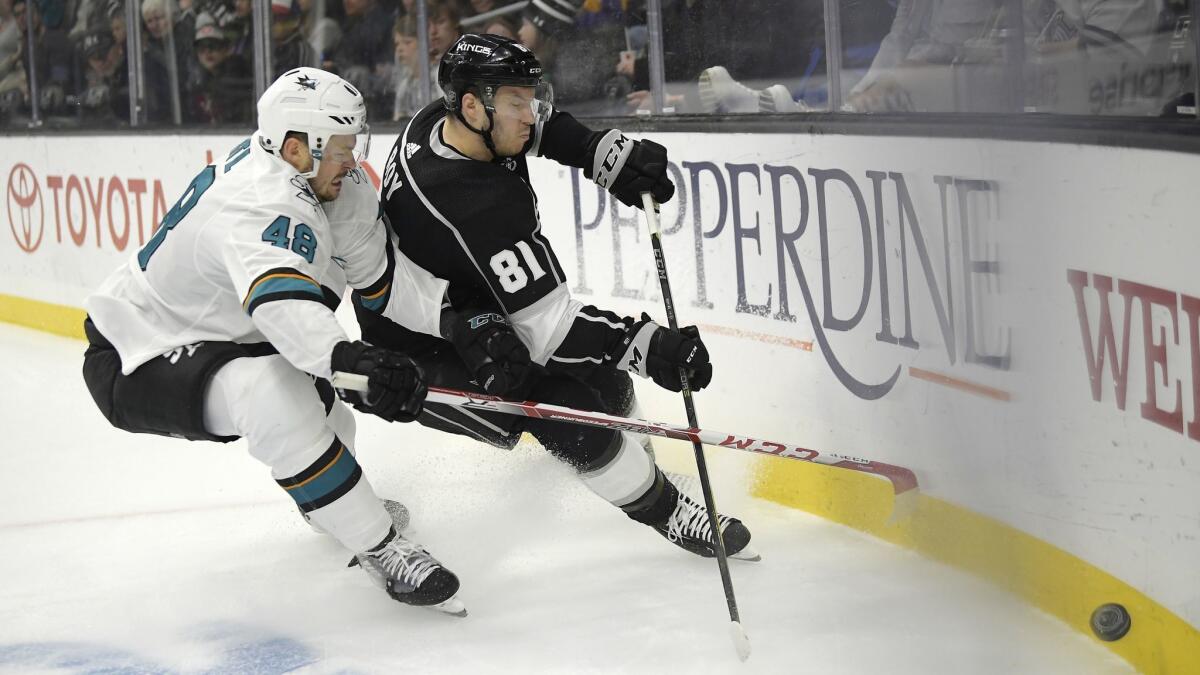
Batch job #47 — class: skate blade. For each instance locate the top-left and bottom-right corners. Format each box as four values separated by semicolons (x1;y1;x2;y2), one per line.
730;545;761;562
431;596;468;617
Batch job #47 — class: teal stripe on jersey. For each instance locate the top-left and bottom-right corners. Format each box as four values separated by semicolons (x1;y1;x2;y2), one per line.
245;275;323;306
355;289;389;312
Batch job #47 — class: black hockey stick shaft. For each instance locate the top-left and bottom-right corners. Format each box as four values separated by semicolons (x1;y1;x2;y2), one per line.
641;192;749;660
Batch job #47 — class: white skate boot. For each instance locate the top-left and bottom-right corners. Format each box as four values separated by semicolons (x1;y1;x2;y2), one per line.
304;498;410;534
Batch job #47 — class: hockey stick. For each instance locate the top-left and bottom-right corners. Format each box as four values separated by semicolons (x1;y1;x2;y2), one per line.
640;192;749;661
329;374;919;499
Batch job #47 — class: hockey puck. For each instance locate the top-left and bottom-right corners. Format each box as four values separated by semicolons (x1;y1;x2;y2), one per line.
1089;603;1131;641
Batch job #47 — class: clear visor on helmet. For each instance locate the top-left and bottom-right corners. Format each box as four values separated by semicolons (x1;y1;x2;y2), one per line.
316;125;372;168
486;82;554;124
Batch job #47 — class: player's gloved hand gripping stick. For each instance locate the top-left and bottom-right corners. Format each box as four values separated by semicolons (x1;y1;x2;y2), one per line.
331;341;427;422
443;309;533;396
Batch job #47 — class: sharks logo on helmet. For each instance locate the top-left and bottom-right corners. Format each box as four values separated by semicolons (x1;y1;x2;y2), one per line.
256;67;371;180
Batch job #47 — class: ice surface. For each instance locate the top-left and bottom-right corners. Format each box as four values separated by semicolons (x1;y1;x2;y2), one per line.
0;324;1131;674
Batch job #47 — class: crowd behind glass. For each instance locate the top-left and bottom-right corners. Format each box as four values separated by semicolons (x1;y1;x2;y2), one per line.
1;0;1195;129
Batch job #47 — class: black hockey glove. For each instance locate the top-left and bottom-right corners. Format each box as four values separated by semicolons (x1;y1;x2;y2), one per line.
446;310;533;396
587;130;675;209
613;313;712;392
331;341;427;422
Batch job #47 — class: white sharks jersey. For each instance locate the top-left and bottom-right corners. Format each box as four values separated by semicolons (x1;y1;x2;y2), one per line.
86;134;447;379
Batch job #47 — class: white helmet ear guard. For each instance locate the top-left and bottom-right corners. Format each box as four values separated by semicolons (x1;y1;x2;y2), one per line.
256;67;370;178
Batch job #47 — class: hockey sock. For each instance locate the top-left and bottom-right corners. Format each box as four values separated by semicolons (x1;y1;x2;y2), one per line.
368;527;398;553
623;469;678;526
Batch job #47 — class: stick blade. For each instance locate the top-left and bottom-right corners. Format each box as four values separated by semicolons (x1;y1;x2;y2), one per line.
886;487;919;525
730;621;751;661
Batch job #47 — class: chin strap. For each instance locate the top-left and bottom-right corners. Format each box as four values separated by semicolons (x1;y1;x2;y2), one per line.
454;107;504;161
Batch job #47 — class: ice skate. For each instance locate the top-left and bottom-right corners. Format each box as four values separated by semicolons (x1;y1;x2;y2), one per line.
653;489;760;562
349;528;466;616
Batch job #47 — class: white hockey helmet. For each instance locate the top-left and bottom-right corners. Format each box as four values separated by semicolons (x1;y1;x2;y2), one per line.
256;67;371;178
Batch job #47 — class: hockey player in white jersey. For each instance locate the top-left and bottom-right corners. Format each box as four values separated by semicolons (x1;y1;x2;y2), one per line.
81;67;529;615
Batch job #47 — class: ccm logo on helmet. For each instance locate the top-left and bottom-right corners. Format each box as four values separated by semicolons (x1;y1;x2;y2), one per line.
458;43;494;56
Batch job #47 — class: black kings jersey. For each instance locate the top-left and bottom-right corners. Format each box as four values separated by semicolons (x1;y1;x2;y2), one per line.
365;101;638;379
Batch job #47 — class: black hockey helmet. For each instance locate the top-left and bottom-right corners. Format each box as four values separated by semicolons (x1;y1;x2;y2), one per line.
438;33;553;159
439;33;546;112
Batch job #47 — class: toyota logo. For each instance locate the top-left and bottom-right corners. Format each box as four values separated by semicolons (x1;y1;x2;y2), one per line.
7;163;44;253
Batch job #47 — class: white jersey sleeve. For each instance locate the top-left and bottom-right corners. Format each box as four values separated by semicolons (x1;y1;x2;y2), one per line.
509;285;582;365
324;168;448;339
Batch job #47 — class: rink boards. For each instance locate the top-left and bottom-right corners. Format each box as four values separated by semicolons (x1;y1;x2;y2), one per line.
1;129;1197;674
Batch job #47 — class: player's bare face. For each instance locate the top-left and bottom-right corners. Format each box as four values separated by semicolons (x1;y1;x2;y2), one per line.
489;87;536;157
309;134;358;202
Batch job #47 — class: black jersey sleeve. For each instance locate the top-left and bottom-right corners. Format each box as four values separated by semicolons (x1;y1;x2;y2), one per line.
529;107;604;170
529;108;674;209
506;286;638;380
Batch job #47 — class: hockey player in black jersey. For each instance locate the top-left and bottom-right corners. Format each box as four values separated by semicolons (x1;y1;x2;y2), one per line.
359;34;759;570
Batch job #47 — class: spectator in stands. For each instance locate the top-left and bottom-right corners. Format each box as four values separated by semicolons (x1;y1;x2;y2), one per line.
68;0;121;55
0;0;21;82
297;0;339;62
390;12;429;119
1042;0;1162;56
187;10;250;123
271;0;316;76
0;0;25;119
519;0;622;109
79;28;129;122
69;0;104;42
225;0;252;57
174;0;197;68
108;0;125;45
8;0;73;118
467;0;495;14
620;0;818;114
426;0;460;62
846;0;1000;112
753;0;897;112
326;0;392;108
481;15;518;39
141;0;186;121
1026;0;1180;115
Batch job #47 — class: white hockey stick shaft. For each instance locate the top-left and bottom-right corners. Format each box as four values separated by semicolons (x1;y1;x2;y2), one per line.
330;373;919;498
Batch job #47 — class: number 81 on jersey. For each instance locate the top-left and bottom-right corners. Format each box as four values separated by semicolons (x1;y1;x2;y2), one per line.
489;241;546;293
